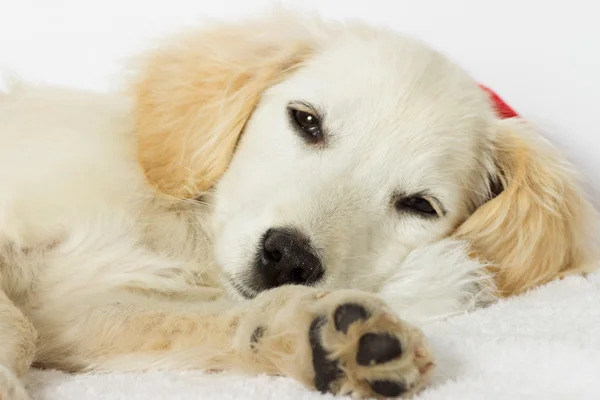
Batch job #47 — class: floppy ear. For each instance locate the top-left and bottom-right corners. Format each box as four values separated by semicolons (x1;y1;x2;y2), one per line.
455;118;598;296
131;15;314;198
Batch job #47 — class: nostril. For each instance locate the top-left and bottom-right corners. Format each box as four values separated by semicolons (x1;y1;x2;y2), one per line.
262;231;283;263
263;248;282;263
270;249;282;262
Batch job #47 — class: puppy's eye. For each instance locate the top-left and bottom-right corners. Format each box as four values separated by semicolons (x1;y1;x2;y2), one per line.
396;196;437;217
288;106;323;144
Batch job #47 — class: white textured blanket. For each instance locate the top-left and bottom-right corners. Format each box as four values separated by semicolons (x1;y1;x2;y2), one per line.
26;271;600;400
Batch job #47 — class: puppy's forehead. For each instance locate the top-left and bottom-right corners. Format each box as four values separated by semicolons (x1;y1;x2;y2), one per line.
294;31;491;135
283;31;493;175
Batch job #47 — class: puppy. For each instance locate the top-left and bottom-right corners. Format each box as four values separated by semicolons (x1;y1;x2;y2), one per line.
0;11;597;399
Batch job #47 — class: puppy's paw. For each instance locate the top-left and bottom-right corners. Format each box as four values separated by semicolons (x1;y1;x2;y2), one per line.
306;292;434;398
0;365;30;400
244;287;434;398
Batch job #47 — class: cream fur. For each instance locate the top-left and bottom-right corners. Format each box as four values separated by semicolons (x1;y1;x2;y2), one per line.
0;11;597;399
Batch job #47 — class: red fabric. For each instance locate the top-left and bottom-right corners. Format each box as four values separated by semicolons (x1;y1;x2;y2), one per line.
479;84;519;119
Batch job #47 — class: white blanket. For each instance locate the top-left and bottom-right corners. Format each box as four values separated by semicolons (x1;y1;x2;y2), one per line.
26;271;600;400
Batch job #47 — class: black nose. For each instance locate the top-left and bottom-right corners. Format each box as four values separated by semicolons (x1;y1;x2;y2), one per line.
258;228;324;288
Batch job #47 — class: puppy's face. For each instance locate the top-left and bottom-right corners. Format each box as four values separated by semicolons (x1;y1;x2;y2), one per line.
211;34;495;298
135;14;595;299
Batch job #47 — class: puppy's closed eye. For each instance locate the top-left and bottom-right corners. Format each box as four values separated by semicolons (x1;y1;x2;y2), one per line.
394;195;441;218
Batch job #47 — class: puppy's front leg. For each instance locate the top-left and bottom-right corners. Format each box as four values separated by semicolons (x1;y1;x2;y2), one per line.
33;286;433;398
0;290;37;400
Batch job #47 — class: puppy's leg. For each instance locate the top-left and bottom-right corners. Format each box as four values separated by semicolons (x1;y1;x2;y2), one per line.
0;290;37;400
33;286;433;398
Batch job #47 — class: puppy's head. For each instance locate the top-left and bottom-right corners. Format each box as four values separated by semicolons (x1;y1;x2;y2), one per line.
133;12;597;299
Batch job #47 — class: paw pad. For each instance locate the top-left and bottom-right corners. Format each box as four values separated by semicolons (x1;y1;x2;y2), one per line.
250;326;265;353
369;380;407;397
356;333;402;366
309;317;343;393
334;303;369;333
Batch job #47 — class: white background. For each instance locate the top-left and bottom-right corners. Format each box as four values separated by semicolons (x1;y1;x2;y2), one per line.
1;0;599;206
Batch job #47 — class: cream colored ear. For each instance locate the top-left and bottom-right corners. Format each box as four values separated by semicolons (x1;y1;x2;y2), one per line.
455;118;599;296
132;15;314;198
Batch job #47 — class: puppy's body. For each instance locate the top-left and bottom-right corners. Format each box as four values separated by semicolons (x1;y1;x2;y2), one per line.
0;12;597;399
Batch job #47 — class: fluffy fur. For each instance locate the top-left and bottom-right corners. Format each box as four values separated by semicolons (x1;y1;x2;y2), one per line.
0;10;597;399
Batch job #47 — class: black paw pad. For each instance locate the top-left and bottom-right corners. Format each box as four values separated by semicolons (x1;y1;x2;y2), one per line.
356;333;402;366
250;326;265;353
333;303;369;334
369;380;407;397
309;316;342;393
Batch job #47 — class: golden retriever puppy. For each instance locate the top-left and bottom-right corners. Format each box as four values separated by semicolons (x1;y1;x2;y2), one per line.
0;11;597;400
